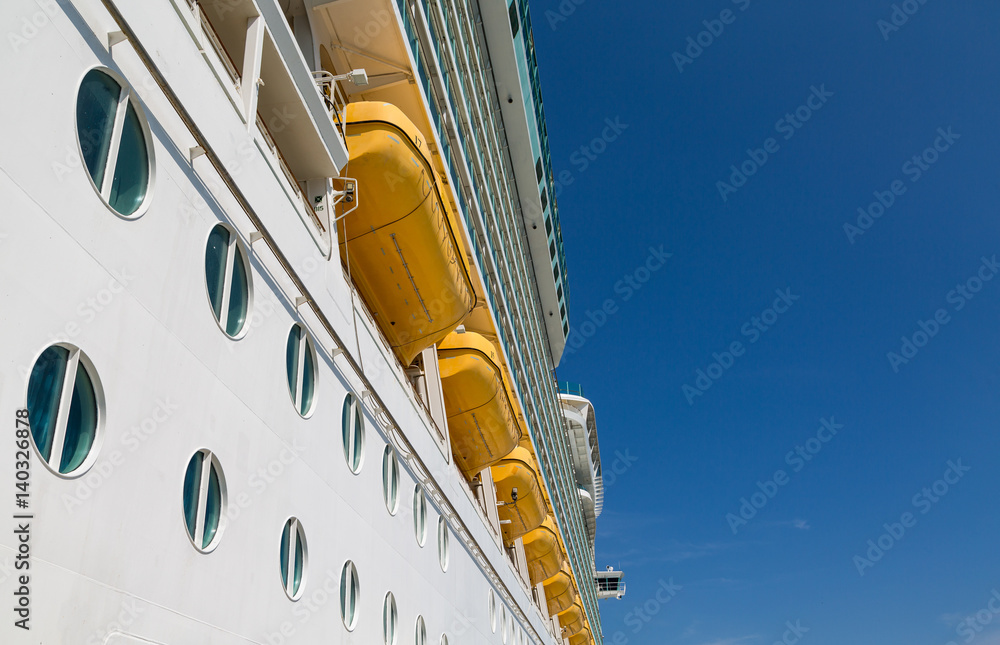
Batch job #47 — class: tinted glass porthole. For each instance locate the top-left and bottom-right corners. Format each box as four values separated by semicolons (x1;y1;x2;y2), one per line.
280;518;307;600
286;324;317;416
26;344;103;476
489;589;496;632
437;517;450;572
341;393;365;473
340;561;361;630
205;224;252;338
382;446;399;514
383;592;397;645
415;616;427;645
76;68;152;217
413;485;427;546
182;450;226;552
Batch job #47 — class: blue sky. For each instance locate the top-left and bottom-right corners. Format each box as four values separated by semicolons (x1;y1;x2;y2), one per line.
534;1;1000;644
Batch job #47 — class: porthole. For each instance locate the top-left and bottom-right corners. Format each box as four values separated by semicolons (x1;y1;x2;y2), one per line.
440;635;448;645
75;67;154;217
413;485;427;546
489;589;496;633
25;344;104;477
280;518;307;600
382;446;400;515
437;517;450;572
341;393;365;472
340;560;360;630
204;223;253;338
383;592;397;645
414;616;427;645
285;324;317;416
182;450;227;552
501;605;508;643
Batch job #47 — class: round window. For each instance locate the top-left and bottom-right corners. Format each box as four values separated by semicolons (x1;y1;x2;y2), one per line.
437;516;450;572
341;393;365;472
26;344;104;477
382;446;399;514
205;223;253;338
182;449;227;552
286;324;317;416
76;67;154;217
382;592;397;645
413;485;427;546
340;560;361;630
414;615;427;645
280;517;308;600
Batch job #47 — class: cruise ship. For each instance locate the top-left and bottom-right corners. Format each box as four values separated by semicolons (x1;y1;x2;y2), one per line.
0;0;624;643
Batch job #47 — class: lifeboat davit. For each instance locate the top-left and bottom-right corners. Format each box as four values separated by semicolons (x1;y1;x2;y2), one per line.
339;102;475;366
542;567;576;615
437;331;521;478
491;446;546;545
522;518;563;586
557;602;585;638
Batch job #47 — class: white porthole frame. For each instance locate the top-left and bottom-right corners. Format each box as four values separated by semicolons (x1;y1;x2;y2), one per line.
24;343;107;479
74;66;156;220
341;392;366;473
413;484;428;547
489;588;497;633
340;560;361;631
382;445;400;515
286;323;318;418
382;591;398;645
437;516;450;572
181;448;228;554
414;615;427;645
202;222;255;340
280;516;309;601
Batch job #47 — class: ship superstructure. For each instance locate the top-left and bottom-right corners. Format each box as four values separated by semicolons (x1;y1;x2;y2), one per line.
0;0;618;643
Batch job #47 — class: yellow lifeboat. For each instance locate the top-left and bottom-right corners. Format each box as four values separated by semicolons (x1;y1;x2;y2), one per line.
491;446;546;545
437;331;521;478
569;629;592;645
558;602;585;638
523;518;563;586
542;567;576;615
339;102;475;366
